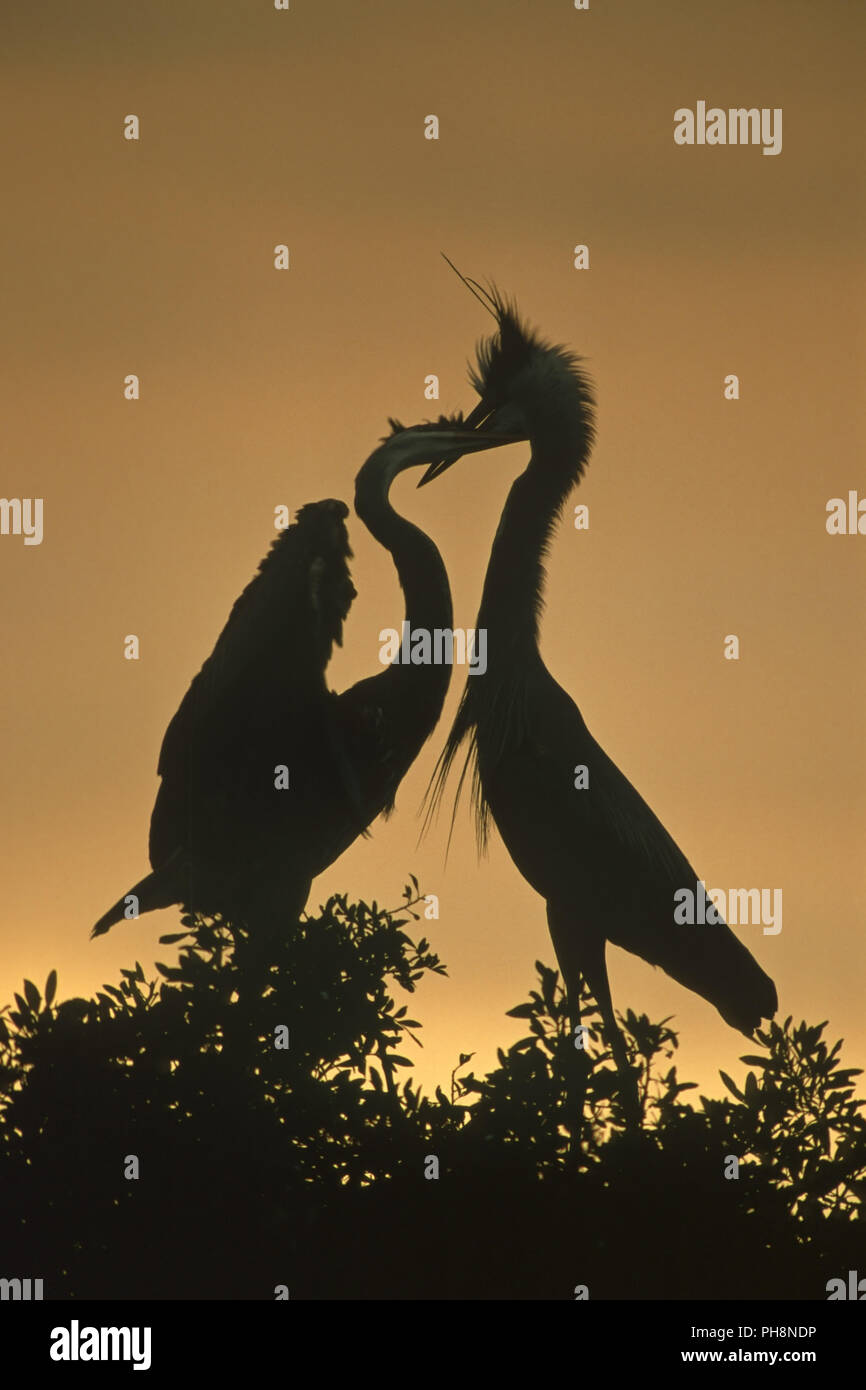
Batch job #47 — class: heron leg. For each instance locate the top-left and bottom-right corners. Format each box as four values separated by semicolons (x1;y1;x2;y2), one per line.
232;874;311;995
545;902;591;1149
546;903;641;1135
580;936;641;1132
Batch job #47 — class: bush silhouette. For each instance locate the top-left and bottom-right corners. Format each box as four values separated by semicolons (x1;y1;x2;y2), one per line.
0;882;862;1299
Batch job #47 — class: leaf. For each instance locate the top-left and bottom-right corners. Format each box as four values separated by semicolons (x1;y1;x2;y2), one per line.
719;1070;745;1102
23;979;40;1011
505;1003;536;1019
44;970;57;1007
158;933;190;944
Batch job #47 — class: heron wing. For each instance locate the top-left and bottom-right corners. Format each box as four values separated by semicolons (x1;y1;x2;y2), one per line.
577;734;696;885
149;500;356;868
514;679;776;1031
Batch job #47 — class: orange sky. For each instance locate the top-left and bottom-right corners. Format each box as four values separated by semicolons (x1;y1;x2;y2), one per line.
2;0;864;1101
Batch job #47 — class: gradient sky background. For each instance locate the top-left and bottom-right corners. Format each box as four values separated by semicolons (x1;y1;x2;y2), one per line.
3;0;864;1103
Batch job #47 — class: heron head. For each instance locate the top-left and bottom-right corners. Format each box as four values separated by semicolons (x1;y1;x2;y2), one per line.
354;414;521;521
419;279;595;487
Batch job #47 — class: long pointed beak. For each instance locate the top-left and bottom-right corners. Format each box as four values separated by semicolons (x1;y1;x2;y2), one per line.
415;427;518;488
417;402;506;488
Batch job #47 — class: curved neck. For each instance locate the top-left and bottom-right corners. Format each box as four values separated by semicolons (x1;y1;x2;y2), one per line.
357;482;453;651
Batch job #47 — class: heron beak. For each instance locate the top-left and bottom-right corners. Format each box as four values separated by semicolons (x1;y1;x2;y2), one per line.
416;427;517;488
413;427;518;487
417;402;506;488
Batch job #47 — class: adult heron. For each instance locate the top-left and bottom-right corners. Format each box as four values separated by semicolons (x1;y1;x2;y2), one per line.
92;415;516;940
422;282;777;1127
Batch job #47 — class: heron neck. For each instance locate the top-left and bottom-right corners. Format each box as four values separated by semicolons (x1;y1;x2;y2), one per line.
476;457;573;670
357;489;453;638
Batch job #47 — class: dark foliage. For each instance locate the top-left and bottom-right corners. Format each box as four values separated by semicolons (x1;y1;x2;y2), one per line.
0;884;862;1300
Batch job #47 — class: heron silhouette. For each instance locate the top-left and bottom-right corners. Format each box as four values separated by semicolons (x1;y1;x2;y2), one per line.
91;415;516;943
422;279;777;1129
